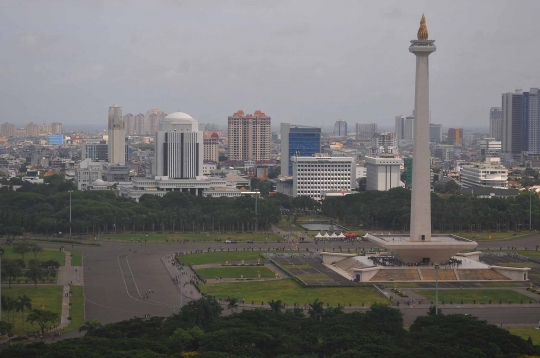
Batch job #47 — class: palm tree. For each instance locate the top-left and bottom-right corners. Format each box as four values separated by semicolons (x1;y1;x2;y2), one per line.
16;295;32;330
3;296;18;329
308;299;325;321
79;320;102;335
227;298;239;313
268;299;284;314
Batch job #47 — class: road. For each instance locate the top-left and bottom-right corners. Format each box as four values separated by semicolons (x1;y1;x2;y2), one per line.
40;232;540;327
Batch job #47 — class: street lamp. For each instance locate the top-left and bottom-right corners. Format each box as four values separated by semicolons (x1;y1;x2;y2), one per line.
254;190;259;233
0;248;3;321
179;266;184;311
434;264;439;315
68;190;73;236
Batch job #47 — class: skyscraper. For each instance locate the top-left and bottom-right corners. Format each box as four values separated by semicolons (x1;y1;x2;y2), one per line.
281;123;321;176
429;123;442;142
447;128;463;145
124;113;135;135
51;122;62;134
134;113;145;135
155;112;203;179
25;123;39;137
370;132;398;155
203;133;219;163
524;88;540;154
227;110;271;161
108;104;126;164
395;115;414;144
489;107;503;141
1;122;15;137
333;120;348;137
355;123;378;140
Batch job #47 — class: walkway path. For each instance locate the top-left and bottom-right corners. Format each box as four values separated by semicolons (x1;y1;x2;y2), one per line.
57;251;73;329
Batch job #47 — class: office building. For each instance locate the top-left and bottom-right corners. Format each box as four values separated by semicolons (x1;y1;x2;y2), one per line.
281;123;321;176
108;104;126;165
203;132;219;162
433;144;454;161
525;88;540;155
429;123;442;143
1;122;15;137
227;110;271;161
25;123;39;137
371;132;398;155
447;128;463;145
103;163;130;182
365;157;403;191
291;155;356;200
489;107;503;141
48;134;64;145
82;141;108;161
355;123;378;140
52;122;62;134
75;159;103;190
395;115;414;144
155;112;203;179
333;120;348;137
461;164;508;189
479;138;501;157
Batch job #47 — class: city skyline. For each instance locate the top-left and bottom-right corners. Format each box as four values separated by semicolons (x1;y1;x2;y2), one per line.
1;1;540;130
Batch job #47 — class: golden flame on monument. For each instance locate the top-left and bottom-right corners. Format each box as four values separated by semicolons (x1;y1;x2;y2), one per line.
417;14;428;40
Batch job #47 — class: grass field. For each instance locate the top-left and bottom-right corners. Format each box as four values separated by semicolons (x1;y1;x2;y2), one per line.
0;286;63;334
508;328;540;345
281;264;312;269
452;232;532;241
513;250;540;259
180;252;268;265
64;286;84;333
93;232;282;243
0;246;66;266
413;289;532;304
199;279;387;306
480;282;528;288
297;274;329;280
195;267;275;280
70;251;82;266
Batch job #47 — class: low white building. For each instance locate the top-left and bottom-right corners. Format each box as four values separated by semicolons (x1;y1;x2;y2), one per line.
461;164;508;189
291;155;356;200
365;156;403;191
76;159;103;190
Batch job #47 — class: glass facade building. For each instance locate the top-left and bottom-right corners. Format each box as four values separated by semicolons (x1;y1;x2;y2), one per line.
281;123;321;176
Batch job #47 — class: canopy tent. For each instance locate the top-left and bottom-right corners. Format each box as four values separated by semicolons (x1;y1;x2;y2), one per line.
315;232;323;238
323;232;330;238
344;233;357;238
330;232;338;238
337;232;346;238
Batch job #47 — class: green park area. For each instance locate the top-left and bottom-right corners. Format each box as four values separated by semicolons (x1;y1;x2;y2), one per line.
454;232;531;241
64;286;84;333
199;279;386;306
195;266;275;280
180;251;268;266
508;328;540;345
93;232;282;243
0;286;63;335
281;264;312;269
70;251;82;266
0;246;65;266
296;274;329;280
413;289;533;304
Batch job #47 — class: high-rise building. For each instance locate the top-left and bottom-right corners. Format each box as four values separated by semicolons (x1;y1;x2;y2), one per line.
395;115;414;144
124;114;135;135
48;134;64;145
429;123;442;142
524;88;540;155
146;109;167;135
371;132;398;155
333;120;348;137
203;133;219;163
39;124;52;135
108;104;126;165
52;122;62;134
25;123;39;137
355;123;377;140
447;128;463;145
280;123;321;176
1;122;15;137
227;110;271;161
134;113;145;135
81;141;108;161
489;107;503;141
365;157;403;191
155;112;203;179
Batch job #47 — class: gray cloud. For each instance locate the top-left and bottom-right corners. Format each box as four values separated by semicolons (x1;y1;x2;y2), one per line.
1;0;539;131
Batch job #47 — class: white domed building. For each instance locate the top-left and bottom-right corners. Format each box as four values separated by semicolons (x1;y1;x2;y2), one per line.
155;112;203;179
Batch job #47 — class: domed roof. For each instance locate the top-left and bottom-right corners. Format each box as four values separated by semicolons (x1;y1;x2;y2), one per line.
92;179;106;186
211;132;219;138
165;112;195;122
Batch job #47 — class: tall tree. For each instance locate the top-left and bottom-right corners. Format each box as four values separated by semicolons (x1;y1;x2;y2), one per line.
26;309;59;334
29;242;43;260
25;261;44;288
13;241;31;262
16;295;32;330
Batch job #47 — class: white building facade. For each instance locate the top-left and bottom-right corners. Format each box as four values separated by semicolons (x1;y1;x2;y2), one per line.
291;155;356;200
75;159;103;190
365;157;403;191
108;104;126;165
461;165;508;189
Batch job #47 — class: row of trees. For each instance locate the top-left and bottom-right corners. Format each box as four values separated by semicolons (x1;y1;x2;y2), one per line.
1;296;537;357
322;187;540;232
0;174;284;236
0;294;59;338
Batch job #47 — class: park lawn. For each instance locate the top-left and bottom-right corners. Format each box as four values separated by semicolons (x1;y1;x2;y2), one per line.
199;279;387;306
70;250;82;266
513;250;540;259
412;289;532;304
454;232;531;241
394;283;420;288
100;232;282;242
508;328;540;345
0;246;65;266
180;252;268;265
281;264;312;269
195;267;275;280
480;282;528;288
0;285;63;335
297;275;329;280
63;286;84;333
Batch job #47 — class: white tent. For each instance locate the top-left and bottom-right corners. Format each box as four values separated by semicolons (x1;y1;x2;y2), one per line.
337;232;346;238
315;232;323;238
323;232;330;238
330;232;338;238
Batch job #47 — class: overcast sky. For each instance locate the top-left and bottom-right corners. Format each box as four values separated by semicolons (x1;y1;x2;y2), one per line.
1;0;539;131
